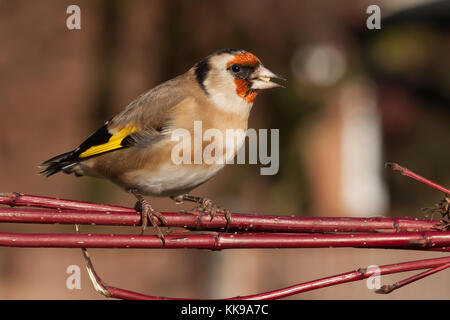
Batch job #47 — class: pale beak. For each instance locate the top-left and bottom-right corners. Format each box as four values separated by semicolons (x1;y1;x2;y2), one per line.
250;65;286;90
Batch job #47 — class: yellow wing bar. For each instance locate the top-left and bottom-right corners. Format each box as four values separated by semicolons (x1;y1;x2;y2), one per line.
79;126;136;158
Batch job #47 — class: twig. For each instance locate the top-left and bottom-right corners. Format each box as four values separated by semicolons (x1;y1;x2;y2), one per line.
82;248;111;298
81;254;450;299
0;231;448;250
376;262;450;294
0;192;133;212
386;163;450;195
1;191;449;299
0;207;446;232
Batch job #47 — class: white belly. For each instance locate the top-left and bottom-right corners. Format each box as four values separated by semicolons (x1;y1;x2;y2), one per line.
129;163;225;197
117;125;247;197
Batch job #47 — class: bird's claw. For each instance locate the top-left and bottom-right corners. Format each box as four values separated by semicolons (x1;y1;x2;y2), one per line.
135;199;167;246
193;198;232;231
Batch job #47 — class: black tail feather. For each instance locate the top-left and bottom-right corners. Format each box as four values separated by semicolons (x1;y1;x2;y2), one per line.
39;151;78;177
40;151;73;166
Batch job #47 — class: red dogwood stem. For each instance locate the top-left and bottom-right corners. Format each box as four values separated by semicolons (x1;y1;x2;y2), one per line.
88;256;450;300
1;191;449;299
376;262;450;294
386;163;450;195
238;256;450;300
0;192;134;212
0;231;449;250
0;207;445;233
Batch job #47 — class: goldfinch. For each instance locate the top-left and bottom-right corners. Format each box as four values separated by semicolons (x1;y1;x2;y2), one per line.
40;48;284;241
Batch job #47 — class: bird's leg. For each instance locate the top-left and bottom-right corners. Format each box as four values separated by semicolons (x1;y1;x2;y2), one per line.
129;189;167;245
171;194;232;231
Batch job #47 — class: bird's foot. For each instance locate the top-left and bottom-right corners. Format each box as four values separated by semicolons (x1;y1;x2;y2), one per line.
172;195;231;231
134;199;167;245
130;190;167;246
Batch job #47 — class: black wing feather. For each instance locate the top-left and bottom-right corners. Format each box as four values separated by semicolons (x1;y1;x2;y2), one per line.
40;122;120;177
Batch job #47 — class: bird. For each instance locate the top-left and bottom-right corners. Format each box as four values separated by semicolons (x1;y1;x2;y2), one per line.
40;48;284;243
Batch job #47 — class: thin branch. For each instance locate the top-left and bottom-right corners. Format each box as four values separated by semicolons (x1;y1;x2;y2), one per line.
239;256;450;300
82;254;450;300
0;207;445;232
82;248;111;298
376;262;450;294
386;163;450;195
0;192;133;212
0;231;448;250
1;192;449;299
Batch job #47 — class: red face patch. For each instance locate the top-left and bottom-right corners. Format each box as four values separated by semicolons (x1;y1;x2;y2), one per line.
228;52;260;103
234;79;258;103
227;52;261;68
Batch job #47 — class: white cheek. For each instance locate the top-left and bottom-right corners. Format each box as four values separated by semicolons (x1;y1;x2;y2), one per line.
203;58;253;116
208;83;252;115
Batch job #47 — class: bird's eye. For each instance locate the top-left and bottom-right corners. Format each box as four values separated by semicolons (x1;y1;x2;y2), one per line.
231;64;241;73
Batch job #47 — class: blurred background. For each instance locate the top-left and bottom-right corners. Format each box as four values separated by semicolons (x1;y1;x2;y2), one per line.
0;0;449;299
